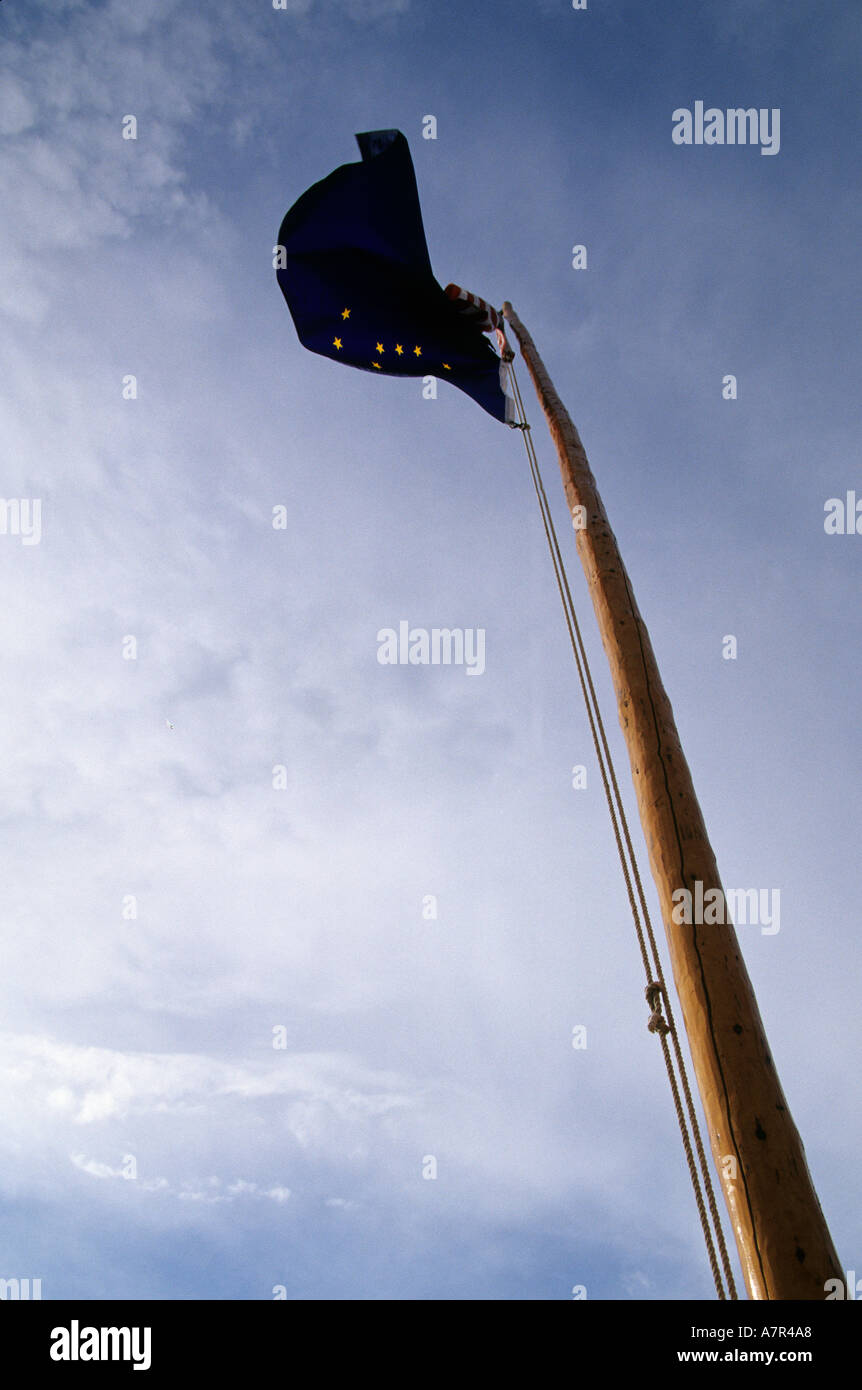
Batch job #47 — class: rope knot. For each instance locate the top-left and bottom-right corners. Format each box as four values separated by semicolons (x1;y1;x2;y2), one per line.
646;981;670;1036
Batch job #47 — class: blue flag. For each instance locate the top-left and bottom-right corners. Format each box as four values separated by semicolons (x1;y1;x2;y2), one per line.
276;130;513;423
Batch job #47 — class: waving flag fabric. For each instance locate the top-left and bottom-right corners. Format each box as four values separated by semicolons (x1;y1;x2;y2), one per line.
275;130;513;423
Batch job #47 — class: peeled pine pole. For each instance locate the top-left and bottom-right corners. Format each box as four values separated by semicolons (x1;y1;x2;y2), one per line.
501;302;841;1301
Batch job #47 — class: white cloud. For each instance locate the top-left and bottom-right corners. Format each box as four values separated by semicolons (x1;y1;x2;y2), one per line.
265;1186;292;1203
70;1152;123;1179
0;1031;413;1130
0;3;227;326
0;77;36;135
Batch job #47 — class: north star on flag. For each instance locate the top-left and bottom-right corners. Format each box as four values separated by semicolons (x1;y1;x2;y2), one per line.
275;129;514;423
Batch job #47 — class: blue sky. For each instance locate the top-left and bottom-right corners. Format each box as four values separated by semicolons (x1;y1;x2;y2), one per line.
0;0;859;1300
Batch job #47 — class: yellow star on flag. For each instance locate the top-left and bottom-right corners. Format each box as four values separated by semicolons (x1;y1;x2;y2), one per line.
413;345;422;357
442;363;451;370
376;342;384;355
395;344;404;355
372;362;381;369
333;337;343;350
341;308;351;320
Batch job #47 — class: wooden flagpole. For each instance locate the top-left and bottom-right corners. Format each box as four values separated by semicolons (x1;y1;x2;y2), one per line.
502;302;842;1300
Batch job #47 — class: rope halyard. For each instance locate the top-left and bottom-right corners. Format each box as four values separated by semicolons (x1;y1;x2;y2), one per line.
503;348;738;1301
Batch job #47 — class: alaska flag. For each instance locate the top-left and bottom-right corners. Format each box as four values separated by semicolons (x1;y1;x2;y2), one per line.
276;130;512;423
